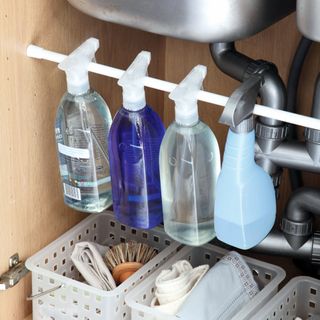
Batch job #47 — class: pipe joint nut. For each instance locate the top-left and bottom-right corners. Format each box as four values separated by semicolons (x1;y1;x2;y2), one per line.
305;128;320;145
281;218;313;237
311;232;320;265
256;122;288;141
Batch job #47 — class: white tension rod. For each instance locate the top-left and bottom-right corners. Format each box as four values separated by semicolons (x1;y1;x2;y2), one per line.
27;44;320;130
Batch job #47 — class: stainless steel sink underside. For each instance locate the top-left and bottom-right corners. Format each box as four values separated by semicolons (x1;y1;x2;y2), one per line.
68;0;295;43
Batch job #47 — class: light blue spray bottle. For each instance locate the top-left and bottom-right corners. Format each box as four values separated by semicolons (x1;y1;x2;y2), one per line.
55;38;113;213
160;65;221;246
214;75;276;249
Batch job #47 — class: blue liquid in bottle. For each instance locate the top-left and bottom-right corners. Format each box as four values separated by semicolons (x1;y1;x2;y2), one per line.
108;105;165;229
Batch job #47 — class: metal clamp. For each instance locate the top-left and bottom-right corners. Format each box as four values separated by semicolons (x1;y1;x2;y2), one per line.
0;253;29;290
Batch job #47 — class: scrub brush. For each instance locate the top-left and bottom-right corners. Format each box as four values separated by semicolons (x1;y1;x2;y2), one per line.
105;241;158;284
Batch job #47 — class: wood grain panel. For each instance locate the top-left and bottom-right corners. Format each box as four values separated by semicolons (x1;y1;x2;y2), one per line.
1;1;320;319
0;1;165;319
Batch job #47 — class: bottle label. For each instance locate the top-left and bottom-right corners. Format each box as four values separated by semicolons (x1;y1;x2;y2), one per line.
58;143;90;159
56;124;111;200
63;183;81;200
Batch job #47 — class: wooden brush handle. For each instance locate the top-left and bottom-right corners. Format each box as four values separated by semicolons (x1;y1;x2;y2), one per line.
112;262;143;284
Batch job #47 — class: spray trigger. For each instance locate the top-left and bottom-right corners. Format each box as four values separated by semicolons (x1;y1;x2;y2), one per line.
118;51;151;111
219;75;264;128
58;38;99;95
169;65;207;126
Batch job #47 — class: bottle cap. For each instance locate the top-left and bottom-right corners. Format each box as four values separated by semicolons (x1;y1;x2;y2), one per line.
169;65;207;126
58;38;99;95
118;51;150;111
231;116;254;133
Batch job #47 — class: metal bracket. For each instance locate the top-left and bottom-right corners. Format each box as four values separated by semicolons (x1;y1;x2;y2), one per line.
0;253;29;290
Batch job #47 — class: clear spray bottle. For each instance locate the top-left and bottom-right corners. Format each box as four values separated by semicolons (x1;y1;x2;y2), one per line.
55;38;113;213
160;65;221;246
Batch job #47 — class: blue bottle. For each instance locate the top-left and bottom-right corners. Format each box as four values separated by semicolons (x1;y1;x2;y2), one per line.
214;118;276;249
108;51;165;229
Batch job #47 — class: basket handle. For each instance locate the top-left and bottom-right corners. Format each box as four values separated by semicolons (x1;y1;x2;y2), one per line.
26;284;65;301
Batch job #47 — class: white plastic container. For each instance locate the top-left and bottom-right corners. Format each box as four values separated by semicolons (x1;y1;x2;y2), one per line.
126;244;286;320
253;276;320;319
25;211;180;320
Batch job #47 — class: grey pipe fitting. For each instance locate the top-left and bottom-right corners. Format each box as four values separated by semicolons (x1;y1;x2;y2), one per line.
281;187;320;250
210;43;251;81
210;42;286;126
210;42;287;192
252;229;320;266
255;141;320;173
252;229;313;260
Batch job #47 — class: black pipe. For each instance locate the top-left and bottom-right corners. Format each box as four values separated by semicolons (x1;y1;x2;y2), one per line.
311;73;320;119
286;36;313;190
287;37;313;115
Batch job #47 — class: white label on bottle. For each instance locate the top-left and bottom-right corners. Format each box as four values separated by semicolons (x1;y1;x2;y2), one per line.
63;183;81;201
58;143;90;159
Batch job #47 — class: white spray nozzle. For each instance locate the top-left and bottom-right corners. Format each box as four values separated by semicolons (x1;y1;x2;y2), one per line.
118;51;151;111
58;38;99;95
170;65;207;126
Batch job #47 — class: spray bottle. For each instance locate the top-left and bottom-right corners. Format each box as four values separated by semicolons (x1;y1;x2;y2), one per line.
214;75;276;249
55;38;113;213
108;51;165;229
159;65;221;246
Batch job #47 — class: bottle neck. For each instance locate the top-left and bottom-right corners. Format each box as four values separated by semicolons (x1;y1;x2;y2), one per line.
67;88;91;98
222;129;255;170
174;102;199;126
66;72;90;96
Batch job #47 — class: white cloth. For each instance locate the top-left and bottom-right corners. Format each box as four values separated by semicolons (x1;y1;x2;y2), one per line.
70;241;116;290
177;251;260;320
150;260;209;315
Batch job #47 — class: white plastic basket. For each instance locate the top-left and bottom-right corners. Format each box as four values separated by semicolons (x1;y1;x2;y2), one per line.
253;276;320;319
25;211;181;320
126;244;286;320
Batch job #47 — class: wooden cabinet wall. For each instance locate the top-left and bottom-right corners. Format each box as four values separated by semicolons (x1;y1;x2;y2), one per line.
0;1;319;319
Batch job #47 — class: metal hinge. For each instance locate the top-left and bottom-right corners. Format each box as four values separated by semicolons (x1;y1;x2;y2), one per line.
0;253;29;290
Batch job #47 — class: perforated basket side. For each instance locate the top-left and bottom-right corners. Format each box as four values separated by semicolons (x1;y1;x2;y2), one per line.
126;244;286;320
253;276;320;320
26;212;180;320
